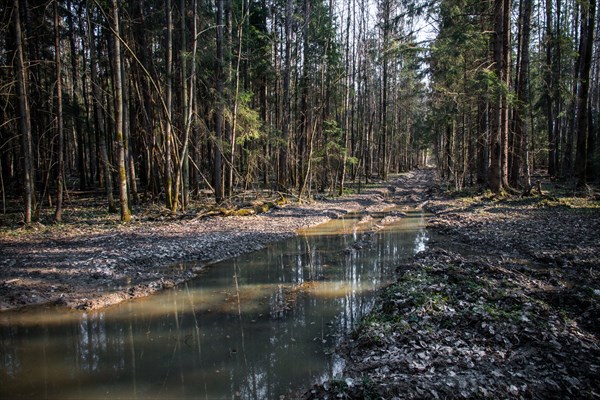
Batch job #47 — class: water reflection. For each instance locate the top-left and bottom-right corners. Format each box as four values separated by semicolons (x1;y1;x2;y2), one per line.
0;210;429;399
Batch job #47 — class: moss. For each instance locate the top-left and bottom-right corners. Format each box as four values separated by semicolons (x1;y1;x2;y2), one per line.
254;202;275;214
217;207;234;216
557;197;600;209
235;208;256;216
449;187;480;199
275;195;288;206
536;198;572;209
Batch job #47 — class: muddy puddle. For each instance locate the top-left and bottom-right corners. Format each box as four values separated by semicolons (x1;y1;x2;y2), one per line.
0;210;429;399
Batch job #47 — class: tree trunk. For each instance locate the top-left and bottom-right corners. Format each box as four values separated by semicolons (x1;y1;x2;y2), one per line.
54;0;65;222
546;0;557;176
224;0;234;197
575;0;596;186
112;0;131;222
564;1;580;177
513;0;532;188
489;0;504;193
173;0;198;211
500;0;511;189
339;0;353;196
67;0;87;190
122;62;138;205
14;0;34;224
214;0;225;203
476;99;488;186
278;0;292;190
88;13;116;213
164;0;174;209
229;0;248;198
380;0;390;181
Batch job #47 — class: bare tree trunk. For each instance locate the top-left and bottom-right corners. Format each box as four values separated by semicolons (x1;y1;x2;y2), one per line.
278;0;292;190
552;0;563;176
575;0;596;185
501;0;511;189
224;0;233;197
563;1;580;177
297;0;310;192
112;0;131;222
339;0;352;195
214;0;225;203
88;11;116;212
14;0;34;224
67;0;87;190
476;99;488;186
173;0;198;211
54;0;65;222
489;0;504;193
380;0;390;181
513;0;532;188
164;0;174;209
229;0;249;198
545;0;557;176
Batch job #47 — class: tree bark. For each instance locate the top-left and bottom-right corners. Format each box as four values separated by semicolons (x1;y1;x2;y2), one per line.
173;0;198;211
164;0;174;209
512;0;532;188
489;0;504;193
501;0;511;189
14;0;34;224
54;0;65;222
112;0;131;222
67;0;87;190
545;0;557;176
214;0;225;203
278;0;292;190
575;0;596;186
88;12;116;213
564;1;580;177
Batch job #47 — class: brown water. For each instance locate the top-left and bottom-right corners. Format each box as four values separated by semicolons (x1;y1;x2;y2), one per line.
0;210;429;400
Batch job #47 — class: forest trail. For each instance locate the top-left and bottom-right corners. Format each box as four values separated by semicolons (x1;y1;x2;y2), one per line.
305;173;600;399
0;170;432;311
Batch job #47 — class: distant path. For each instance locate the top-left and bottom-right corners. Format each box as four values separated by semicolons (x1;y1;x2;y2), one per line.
0;169;434;311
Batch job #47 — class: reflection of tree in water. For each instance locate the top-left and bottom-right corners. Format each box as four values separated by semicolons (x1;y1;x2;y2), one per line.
414;231;430;253
77;313;112;372
1;326;22;378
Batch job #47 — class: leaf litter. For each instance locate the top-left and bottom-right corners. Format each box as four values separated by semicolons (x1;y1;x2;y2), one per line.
303;172;600;399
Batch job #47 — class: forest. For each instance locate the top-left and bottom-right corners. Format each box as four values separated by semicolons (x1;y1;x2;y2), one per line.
1;1;600;398
1;0;596;224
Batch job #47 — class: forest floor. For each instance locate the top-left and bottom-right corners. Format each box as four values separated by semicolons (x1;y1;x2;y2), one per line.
304;172;600;399
2;170;599;399
0;178;405;311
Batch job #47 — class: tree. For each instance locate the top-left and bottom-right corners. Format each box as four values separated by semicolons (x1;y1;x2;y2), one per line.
111;0;131;222
489;0;511;193
13;0;35;224
575;0;596;185
278;0;293;190
54;0;65;222
511;0;532;188
164;0;174;209
87;6;116;213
